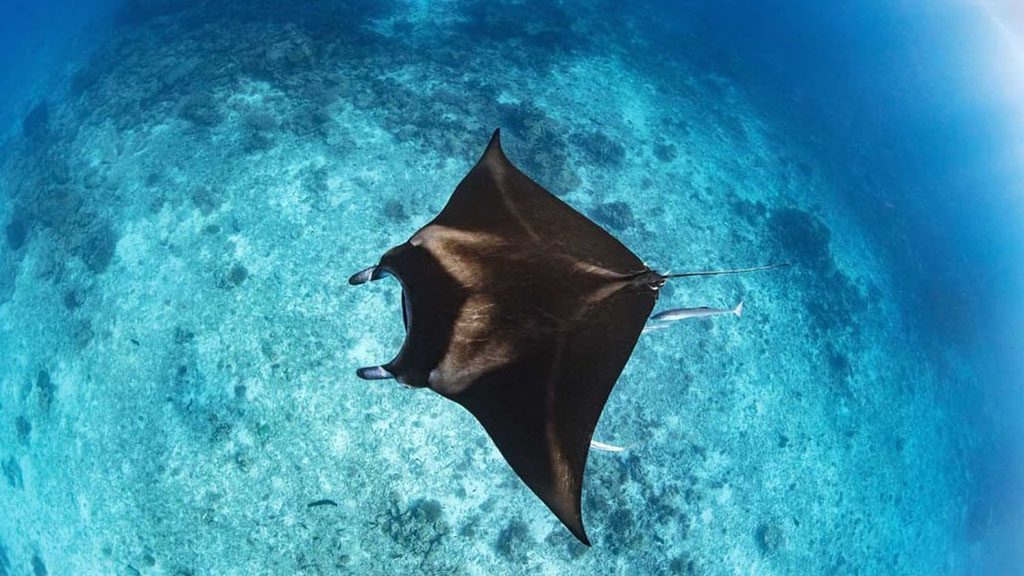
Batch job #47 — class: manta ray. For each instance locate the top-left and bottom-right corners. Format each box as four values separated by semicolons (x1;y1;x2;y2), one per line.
349;129;783;545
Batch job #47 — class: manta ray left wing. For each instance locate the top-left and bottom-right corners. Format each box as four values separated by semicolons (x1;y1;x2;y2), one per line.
350;129;665;544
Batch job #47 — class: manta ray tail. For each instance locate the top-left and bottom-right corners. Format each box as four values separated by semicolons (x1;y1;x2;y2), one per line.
662;262;790;280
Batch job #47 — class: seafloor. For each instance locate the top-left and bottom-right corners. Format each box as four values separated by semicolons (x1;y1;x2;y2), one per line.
0;1;973;575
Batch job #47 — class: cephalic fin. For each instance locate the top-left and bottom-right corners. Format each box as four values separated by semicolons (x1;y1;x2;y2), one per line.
348;266;385;285
356;366;394;380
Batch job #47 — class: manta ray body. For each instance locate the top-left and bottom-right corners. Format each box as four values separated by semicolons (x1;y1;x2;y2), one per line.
349;129;779;544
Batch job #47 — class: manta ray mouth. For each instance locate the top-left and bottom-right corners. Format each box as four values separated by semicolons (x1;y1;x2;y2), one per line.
400;286;412;332
380;266;423;386
383;265;412;363
349;264;409;382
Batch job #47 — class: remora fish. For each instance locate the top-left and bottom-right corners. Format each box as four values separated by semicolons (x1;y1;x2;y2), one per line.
650;301;744;323
642;302;744;333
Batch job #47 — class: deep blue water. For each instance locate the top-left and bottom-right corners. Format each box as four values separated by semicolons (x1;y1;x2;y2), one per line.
1;1;1021;574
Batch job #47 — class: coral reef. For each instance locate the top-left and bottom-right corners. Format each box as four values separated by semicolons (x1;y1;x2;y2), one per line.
494;518;533;561
21;102;49;140
0;541;9;576
2;458;22;490
4;216;27;250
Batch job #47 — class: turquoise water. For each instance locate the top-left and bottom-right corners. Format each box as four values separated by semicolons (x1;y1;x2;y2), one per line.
1;1;1022;574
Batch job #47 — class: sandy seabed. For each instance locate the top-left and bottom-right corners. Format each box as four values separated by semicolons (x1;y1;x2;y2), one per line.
0;2;971;574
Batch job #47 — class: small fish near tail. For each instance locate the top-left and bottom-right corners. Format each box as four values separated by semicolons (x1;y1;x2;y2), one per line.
650;303;743;323
590;440;626;452
644;301;743;332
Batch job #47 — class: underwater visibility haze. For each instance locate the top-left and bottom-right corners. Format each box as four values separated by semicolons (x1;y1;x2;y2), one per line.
1;0;1023;574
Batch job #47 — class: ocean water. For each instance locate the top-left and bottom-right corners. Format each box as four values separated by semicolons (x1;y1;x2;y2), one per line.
1;1;1022;574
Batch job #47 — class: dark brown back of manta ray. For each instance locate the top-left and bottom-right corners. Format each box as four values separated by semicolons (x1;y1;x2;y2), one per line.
376;129;660;545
